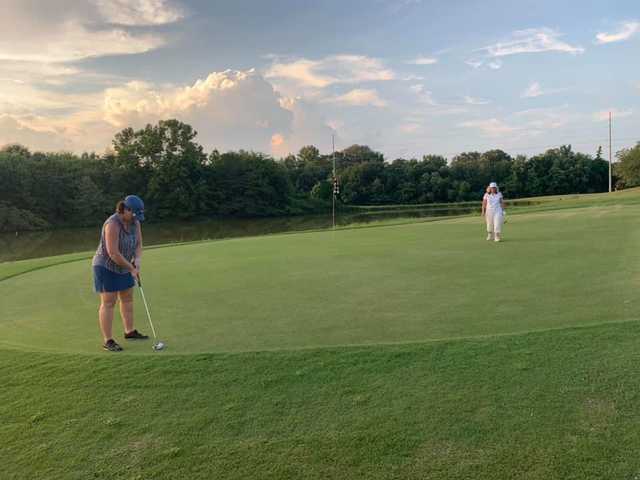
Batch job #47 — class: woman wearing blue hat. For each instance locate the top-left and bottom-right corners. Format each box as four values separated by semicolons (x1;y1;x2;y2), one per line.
92;195;149;351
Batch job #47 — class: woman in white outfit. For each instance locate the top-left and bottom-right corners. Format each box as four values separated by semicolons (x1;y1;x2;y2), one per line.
482;182;505;242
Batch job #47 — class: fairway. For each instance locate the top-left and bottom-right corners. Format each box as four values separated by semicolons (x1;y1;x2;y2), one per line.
3;193;640;480
0;200;638;354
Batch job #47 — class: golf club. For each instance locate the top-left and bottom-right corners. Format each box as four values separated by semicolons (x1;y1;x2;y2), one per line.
136;275;165;351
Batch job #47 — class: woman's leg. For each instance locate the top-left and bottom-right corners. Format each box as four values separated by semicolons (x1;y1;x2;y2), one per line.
486;211;494;239
118;288;135;334
99;292;118;342
494;212;504;241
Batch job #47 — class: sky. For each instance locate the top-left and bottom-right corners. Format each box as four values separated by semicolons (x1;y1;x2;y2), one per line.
0;0;638;160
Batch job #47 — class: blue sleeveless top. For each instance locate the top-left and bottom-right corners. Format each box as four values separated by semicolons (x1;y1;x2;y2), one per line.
92;214;139;274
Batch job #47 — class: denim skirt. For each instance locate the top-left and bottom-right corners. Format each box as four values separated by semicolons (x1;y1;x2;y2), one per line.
93;266;135;293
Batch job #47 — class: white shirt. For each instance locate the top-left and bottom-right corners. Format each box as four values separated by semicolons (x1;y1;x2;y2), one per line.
484;192;503;211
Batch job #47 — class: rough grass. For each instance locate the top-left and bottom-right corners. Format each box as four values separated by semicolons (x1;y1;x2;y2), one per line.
3;322;640;479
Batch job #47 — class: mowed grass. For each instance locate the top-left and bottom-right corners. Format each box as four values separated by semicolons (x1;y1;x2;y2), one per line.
0;201;639;353
2;191;640;478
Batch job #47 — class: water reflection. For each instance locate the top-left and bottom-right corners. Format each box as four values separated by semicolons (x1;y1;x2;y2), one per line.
1;202;533;263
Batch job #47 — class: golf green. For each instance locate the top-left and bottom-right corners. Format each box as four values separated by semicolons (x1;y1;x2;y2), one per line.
1;197;638;354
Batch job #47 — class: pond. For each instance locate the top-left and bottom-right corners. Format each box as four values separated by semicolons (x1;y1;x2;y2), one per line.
0;202;532;263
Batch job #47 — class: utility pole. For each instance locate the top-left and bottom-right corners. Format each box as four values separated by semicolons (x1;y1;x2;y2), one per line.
609;111;612;193
332;134;336;229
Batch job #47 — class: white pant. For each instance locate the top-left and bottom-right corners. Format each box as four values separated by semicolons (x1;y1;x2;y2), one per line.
485;209;504;234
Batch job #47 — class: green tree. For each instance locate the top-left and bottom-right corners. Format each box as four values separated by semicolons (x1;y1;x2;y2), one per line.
616;143;640;187
210;151;293;216
112;120;209;220
338;145;384;167
74;176;108;226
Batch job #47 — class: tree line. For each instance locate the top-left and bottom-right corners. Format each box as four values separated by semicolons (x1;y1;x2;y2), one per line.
1;118;637;232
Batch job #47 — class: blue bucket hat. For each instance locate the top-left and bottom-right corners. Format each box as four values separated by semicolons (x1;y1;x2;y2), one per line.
124;195;145;222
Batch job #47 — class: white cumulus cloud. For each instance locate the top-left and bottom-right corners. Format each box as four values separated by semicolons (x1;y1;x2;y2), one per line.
0;68;339;155
103;70;293;152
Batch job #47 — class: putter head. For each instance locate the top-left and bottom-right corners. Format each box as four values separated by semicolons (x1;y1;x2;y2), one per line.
153;341;165;351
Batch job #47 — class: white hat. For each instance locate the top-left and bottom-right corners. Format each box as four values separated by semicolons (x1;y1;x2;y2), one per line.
489;182;498;188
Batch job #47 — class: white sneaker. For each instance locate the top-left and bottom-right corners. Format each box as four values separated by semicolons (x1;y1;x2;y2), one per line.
494;236;501;242
486;233;493;241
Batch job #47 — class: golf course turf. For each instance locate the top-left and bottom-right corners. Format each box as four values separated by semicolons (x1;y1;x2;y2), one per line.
2;190;640;479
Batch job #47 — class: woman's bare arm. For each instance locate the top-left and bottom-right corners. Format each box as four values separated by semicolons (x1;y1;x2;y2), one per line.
135;221;143;266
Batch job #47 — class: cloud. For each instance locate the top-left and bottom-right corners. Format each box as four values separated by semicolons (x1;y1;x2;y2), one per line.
92;0;185;26
513;105;572;129
272;97;334;156
521;81;568;99
459;118;519;136
402;74;425;81
592;109;633;121
464;96;490;105
0;0;180;64
270;133;285;148
265;55;395;92
595;21;640;44
103;69;295;152
481;28;584;57
409;84;435;105
265;58;333;89
467;29;581;70
0;23;164;63
0;75;104;116
0;68;339;155
522;82;543;98
464;59;502;70
324;89;387;107
465;59;483;69
0;114;72;151
406;56;437;65
399;123;422;134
